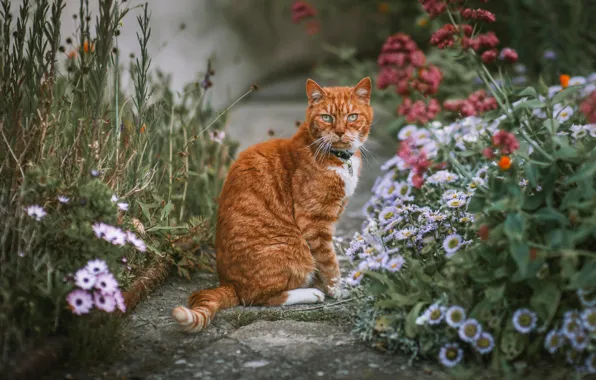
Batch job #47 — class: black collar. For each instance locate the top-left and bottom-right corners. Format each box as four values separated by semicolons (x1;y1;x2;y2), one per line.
330;149;354;161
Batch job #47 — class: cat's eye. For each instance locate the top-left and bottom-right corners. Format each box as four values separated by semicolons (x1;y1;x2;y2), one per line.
347;114;358;122
320;114;333;122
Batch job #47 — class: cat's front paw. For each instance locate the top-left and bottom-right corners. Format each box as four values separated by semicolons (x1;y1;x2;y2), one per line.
327;279;350;300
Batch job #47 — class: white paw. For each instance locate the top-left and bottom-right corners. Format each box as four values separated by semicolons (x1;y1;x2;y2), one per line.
283;288;325;305
328;284;350;300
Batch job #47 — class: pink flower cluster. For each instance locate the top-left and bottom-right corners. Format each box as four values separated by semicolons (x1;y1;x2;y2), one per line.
291;1;316;23
460;8;496;23
398;139;433;188
426;2;518;64
491;129;520;155
66;259;126;315
398;98;442;124
377;33;443;97
443;90;497;116
580;90;596;123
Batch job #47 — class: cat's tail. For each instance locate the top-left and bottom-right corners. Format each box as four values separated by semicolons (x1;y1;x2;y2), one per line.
171;284;239;333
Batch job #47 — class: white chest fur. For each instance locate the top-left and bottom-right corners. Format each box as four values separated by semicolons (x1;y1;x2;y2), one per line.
328;155;361;197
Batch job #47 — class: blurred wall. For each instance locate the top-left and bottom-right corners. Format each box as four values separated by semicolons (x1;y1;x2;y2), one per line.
10;0;374;108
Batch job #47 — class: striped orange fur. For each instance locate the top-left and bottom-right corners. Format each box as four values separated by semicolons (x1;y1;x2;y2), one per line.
172;78;373;332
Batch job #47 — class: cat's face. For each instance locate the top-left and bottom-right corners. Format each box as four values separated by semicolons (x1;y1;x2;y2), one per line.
305;78;373;152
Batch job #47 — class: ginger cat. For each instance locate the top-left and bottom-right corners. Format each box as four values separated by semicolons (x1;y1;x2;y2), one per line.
172;77;373;332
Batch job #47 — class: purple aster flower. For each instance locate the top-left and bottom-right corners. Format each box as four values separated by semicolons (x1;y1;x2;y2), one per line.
67;289;94;315
85;259;108;276
95;272;119;295
74;268;96;290
94;291;116;312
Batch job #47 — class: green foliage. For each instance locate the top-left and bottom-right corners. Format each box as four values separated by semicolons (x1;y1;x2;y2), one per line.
0;0;236;368
343;35;596;379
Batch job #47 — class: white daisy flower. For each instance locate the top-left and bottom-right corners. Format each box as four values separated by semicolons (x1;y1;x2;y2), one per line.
57;195;70;204
572;128;588;139
427;170;458;185
544;329;564;354
395;182;411;198
581;308;596;332
92;222;108;238
553;104;574;122
445;306;466;328
423;303;445;325
384;255;405;272
114;289;127;313
586;124;596;138
398;125;418;140
571;331;589;352
25;205;47;221
379;206;399;226
562;314;583;340
111;194;118;203
395;227;417;240
512;308;537;334
438;343;463;368
474;332;494;355
103;225;127;246
443;234;462;258
577;288;596;307
569;76;587;87
380;155;402;171
458;318;482;342
519;178;529;188
586;354;596;374
413;128;432;146
117;202;129;211
446;198;466;209
548;85;563;98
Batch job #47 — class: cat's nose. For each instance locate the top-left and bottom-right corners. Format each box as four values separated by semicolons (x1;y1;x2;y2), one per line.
336;131;344;137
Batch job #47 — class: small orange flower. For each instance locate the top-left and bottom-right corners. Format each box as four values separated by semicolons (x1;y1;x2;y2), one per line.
140;123;146;134
498;155;511;170
83;40;95;54
417;16;429;27
377;2;390;14
560;74;570;88
67;50;78;59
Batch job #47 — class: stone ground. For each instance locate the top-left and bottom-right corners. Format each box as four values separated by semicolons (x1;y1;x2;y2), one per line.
44;98;455;380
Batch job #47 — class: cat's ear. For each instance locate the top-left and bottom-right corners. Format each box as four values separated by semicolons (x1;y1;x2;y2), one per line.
306;79;326;104
351;77;372;104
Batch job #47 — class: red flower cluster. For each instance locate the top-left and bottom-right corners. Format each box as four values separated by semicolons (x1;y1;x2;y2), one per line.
500;48;519;63
419;0;447;18
398;98;441;124
492;129;520;155
430;24;473;49
580;90;596;123
443;90;497;116
291;1;316;23
460;8;496;23
377;33;443;97
398;139;433;188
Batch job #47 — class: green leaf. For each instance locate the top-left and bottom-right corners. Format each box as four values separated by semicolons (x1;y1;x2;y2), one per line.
564;160;596;184
551;85;582;104
504;213;525;240
137;201;152;222
514;99;544;109
145;225;187;232
522;192;545;211
160;201;174;221
524;162;539;187
530;282;561;323
517;87;538;98
405;302;426;339
548;229;573;250
467;193;487;213
509;241;530;278
532;207;569;226
569;260;596;289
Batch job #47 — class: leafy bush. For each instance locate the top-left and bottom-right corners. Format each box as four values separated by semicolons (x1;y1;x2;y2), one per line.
341;1;596;376
0;0;238;368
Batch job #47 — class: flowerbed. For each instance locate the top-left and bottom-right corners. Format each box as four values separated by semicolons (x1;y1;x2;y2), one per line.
337;0;596;376
0;0;239;370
